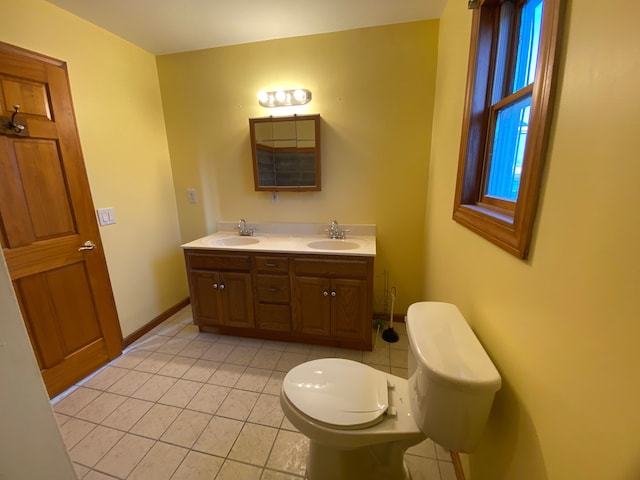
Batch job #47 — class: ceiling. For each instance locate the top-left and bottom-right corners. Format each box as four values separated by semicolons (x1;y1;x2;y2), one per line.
45;0;446;55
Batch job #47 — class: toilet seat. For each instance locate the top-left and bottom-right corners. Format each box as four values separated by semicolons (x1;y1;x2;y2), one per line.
283;358;388;429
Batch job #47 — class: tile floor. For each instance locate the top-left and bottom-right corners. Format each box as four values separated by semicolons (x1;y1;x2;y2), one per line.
52;307;457;480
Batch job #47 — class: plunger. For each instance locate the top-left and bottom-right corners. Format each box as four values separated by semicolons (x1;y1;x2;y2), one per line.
382;286;399;343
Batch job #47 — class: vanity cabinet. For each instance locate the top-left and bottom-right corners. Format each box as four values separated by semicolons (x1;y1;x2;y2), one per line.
185;252;254;329
183;249;373;350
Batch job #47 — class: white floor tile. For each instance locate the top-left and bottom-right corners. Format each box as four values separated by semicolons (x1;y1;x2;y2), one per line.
160;409;212;448
94;433;154;478
193;416;243;457
215;460;262;480
75;392;127;423
128;441;187;480
69;425;124;467
228;423;278;466
217;389;259;421
102;397;154;431
54;306;449;480
158;378;203;408
171;450;224;480
130;403;182;439
187;383;230;414
266;430;309;476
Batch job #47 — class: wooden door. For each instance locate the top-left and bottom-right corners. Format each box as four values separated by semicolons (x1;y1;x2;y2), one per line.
330;278;368;341
292;276;331;336
220;272;254;328
189;270;223;326
0;42;122;398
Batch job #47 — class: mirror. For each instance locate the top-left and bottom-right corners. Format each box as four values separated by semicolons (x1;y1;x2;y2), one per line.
249;114;321;191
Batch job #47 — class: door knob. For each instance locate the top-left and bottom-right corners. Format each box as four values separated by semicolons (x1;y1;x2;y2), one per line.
78;240;97;251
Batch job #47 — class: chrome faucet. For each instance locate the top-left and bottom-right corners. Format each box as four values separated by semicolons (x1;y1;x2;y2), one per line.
326;220;349;239
237;218;254;236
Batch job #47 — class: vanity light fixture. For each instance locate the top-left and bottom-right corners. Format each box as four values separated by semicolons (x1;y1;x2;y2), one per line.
258;88;312;108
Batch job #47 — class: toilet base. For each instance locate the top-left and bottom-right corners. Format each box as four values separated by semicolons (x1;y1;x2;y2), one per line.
305;437;419;480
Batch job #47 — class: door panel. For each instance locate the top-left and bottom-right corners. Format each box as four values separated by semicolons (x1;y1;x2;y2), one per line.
220;272;254;328
292;276;331;336
10;139;75;242
331;278;368;340
190;270;223;326
2;77;52;120
0;42;122;398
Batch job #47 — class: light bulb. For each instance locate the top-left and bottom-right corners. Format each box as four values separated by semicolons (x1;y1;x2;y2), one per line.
293;89;306;102
275;90;286;103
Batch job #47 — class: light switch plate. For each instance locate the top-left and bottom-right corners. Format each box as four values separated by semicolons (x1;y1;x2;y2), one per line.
187;188;198;203
97;207;116;226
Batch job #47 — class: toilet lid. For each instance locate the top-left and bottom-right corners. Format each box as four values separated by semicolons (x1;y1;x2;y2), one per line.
283;358;388;428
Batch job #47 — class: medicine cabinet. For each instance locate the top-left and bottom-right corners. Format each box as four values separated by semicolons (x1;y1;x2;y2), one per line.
249;114;321;191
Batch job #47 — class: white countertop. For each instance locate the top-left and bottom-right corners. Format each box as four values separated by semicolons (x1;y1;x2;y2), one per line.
181;222;376;257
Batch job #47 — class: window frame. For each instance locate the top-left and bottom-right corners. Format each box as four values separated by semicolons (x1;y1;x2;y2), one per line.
453;0;563;259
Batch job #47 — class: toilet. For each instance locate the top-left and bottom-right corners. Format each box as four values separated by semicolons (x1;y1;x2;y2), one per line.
280;302;502;480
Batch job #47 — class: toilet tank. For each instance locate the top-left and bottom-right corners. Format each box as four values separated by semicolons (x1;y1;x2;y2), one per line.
406;302;501;453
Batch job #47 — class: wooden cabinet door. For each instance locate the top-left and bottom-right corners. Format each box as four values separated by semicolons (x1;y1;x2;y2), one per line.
292;276;331;336
331;278;368;341
189;270;223;326
220;272;254;328
0;43;122;397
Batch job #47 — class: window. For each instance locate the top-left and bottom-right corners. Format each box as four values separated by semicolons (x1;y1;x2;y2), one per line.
453;0;563;258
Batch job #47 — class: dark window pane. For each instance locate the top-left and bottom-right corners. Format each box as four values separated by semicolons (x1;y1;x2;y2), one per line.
491;0;515;104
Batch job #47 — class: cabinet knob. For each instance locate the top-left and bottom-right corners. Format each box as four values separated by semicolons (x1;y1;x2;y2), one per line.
323;290;329;297
331;291;337;297
212;283;218;289
219;283;226;290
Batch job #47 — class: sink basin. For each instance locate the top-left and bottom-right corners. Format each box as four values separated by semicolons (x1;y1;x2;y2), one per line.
307;240;361;251
209;236;260;246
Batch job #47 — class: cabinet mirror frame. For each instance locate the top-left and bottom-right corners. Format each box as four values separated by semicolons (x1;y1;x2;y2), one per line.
249;114;321;192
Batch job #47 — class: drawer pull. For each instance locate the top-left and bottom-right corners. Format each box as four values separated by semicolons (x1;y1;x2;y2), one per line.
264;263;279;267
267;287;280;292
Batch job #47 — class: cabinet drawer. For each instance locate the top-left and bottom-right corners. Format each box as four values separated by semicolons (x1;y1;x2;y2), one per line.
255;256;289;274
256;275;290;303
186;252;250;271
258;304;291;331
294;257;369;278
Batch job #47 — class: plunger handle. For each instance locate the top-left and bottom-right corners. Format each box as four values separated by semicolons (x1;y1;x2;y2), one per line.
389;287;396;327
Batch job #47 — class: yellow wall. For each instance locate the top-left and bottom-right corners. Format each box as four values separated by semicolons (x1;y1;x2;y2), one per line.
0;0;188;336
156;22;439;313
425;1;640;479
